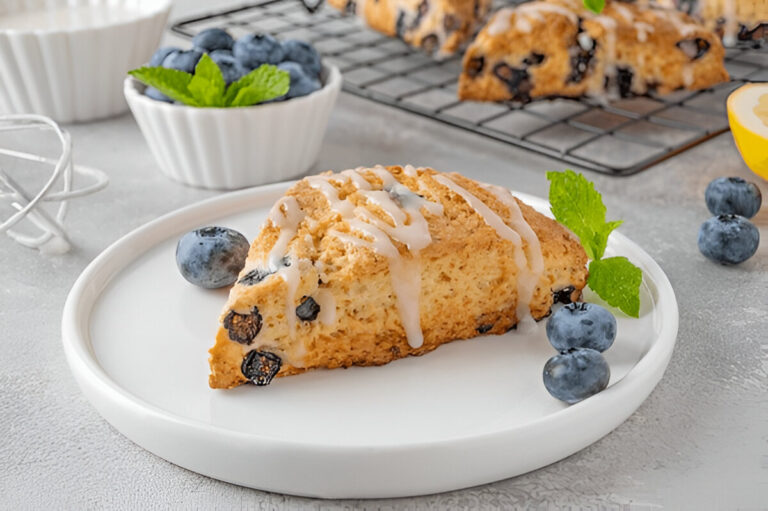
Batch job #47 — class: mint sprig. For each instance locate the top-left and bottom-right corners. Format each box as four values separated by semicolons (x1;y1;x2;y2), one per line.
583;0;605;14
129;53;290;108
547;170;642;317
587;257;642;317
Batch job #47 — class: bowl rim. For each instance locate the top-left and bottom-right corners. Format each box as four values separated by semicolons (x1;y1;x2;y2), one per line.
0;0;173;35
124;63;343;113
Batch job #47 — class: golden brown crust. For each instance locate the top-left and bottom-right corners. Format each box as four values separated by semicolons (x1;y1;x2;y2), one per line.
458;0;729;102
327;0;492;55
209;166;588;389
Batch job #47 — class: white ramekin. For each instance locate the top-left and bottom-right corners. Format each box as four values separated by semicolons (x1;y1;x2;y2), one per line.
0;0;171;123
124;64;342;190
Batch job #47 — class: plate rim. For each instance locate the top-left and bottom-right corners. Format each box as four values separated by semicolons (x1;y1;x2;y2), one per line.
61;180;679;495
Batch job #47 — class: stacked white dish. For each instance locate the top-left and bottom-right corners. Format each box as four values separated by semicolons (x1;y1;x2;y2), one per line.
0;0;172;123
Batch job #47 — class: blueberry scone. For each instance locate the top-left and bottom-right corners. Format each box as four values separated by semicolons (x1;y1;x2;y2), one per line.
458;0;729;102
327;0;492;55
654;0;767;44
209;165;589;388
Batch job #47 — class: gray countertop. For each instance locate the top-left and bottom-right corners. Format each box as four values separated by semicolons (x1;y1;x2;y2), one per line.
2;1;767;509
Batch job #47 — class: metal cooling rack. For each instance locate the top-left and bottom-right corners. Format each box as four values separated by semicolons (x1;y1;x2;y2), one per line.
171;0;768;175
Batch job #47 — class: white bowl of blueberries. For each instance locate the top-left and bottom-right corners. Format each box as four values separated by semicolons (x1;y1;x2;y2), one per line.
124;28;341;190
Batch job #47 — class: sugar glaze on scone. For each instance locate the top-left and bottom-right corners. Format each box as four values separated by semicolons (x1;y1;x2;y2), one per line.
653;0;768;45
327;0;492;56
459;0;729;102
209;166;588;389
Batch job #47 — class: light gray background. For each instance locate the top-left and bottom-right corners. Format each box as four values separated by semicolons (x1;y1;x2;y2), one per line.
2;1;767;509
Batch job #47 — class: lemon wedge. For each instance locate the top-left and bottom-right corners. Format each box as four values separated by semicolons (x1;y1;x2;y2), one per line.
727;83;768;180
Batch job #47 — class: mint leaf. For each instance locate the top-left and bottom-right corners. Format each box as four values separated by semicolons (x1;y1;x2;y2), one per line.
128;67;199;106
547;169;615;260
187;53;226;107
583;0;605;13
225;64;290;107
587;257;642;318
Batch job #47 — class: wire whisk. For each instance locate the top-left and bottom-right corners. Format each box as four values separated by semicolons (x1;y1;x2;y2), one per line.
0;114;108;254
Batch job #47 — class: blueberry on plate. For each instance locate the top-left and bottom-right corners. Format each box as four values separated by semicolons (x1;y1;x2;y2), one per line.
210;52;247;85
144;86;172;103
176;226;250;288
546;302;617;353
233;33;286;69
278;61;322;99
543;348;610;404
149;46;179;67
698;214;759;265
193;28;235;52
705;177;762;218
162;49;203;74
281;39;322;77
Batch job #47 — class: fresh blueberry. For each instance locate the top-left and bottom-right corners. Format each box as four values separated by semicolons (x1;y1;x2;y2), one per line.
543;348;610;404
208;49;234;59
162;49;203;74
281;39;322;77
705;177;762;218
176;226;250;288
150;46;179;67
278;61;321;99
210;52;247;84
546;302;617;353
233;33;285;69
193;28;234;52
144;86;172;103
698;215;759;265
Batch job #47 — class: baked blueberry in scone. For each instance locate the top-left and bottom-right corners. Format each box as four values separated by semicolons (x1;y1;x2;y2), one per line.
327;0;492;56
208;166;589;388
458;0;729;102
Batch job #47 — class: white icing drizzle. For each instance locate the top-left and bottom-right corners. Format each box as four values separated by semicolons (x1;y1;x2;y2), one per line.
594;16;618;97
635;21;655;43
487;7;513;35
265;196;306;335
308;168;443;349
516;2;579;25
578;32;594;51
330;221;425;349
315;288;336;325
358;190;408;225
434;174;542;325
722;0;738;47
277;260;301;335
612;3;635;23
488;2;580;33
266;196;304;271
484;185;545;327
306;175;355;217
340;168;372;190
656;8;700;36
402;164;419;177
682;64;695;87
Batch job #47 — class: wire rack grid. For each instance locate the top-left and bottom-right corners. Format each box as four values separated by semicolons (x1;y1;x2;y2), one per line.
171;0;768;176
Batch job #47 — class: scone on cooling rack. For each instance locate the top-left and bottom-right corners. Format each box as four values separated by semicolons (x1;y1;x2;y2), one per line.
458;0;729;102
327;0;492;56
208;165;589;389
654;0;767;44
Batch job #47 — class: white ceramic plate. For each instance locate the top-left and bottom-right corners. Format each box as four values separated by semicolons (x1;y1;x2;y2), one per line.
62;182;678;499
